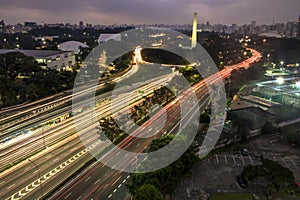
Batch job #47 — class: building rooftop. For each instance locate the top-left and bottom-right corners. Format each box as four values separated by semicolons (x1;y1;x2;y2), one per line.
58;41;88;54
259;32;283;38
228;106;276;120
98;33;121;43
255;77;300;97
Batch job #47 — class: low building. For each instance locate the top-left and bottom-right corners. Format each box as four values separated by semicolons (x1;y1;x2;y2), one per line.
225;106;276;137
0;49;75;71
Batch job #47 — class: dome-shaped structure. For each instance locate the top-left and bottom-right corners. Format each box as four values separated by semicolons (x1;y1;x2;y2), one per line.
58;41;88;54
259;32;283;38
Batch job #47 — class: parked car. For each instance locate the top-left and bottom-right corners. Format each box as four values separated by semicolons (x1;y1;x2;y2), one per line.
241;148;249;156
236;175;248;188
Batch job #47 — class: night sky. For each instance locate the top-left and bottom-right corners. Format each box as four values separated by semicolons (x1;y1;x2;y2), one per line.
1;0;299;25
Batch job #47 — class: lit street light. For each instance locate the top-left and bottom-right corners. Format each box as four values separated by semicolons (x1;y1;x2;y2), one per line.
28;159;43;198
276;77;284;85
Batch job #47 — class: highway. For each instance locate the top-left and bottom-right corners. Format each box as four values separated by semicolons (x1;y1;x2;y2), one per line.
0;64;138;144
0;72;176;200
1;48;261;200
0;73;175;171
49;48;262;200
0;63;139;148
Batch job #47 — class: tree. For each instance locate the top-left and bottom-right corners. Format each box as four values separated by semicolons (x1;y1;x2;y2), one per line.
200;111;210;124
261;121;277;135
286;132;300;146
127;133;198;195
134;184;164;200
241;159;300;197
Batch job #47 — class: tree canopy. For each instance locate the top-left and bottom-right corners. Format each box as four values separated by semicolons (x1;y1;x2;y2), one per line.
133;184;164;200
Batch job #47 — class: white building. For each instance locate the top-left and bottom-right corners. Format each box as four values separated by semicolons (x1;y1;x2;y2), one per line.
0;49;75;71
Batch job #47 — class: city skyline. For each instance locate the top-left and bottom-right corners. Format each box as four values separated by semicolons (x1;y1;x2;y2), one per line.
0;0;299;25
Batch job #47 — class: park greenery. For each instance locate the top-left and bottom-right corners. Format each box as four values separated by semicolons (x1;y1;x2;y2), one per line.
0;52;76;107
98;85;177;143
141;49;189;65
241;159;300;197
0;49;132;107
248;36;300;66
133;184;164;200
127;134;198;198
227;62;265;98
131;87;175;124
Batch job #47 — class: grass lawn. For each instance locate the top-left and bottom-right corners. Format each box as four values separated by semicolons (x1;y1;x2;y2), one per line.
210;193;254;200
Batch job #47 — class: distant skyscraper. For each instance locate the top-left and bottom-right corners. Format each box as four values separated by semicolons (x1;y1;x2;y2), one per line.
0;20;5;33
24;22;37;28
79;21;84;29
297;15;300;39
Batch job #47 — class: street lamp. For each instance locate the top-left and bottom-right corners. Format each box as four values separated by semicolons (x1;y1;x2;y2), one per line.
42;126;46;149
276;77;284;85
28;159;43;198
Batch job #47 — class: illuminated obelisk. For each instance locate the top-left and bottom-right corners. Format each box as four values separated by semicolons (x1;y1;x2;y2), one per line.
191;12;198;48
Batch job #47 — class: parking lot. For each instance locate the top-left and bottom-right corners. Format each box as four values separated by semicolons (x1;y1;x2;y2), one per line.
205;153;299;169
173;134;300;200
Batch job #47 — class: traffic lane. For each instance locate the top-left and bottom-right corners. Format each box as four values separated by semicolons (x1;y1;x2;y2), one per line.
1;73;169;154
45;53;255;198
6;127;100;200
59;90;206;199
56;48;262;198
53;103;180;199
22;147;95;200
63;135;152;200
1;74;173;196
0;131;97;199
55;77;213;199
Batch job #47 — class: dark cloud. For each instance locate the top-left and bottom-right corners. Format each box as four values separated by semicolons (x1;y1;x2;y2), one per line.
0;0;299;25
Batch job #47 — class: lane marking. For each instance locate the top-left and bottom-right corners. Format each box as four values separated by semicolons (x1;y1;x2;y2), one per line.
24;167;31;172
240;154;245;166
64;192;72;199
215;155;219;164
85;176;91;182
281;158;289;168
7;184;15;190
232;155;236;165
112;176;122;186
76;196;81;200
94;179;101;185
290;160;298;169
248;155;254;166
